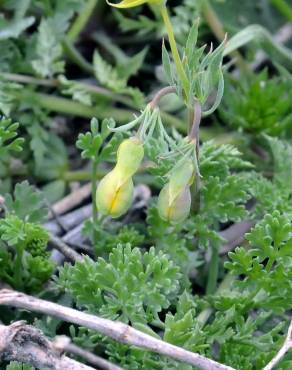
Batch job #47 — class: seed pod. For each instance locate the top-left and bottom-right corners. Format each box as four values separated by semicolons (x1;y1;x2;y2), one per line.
116;137;144;179
96;137;144;218
96;168;133;218
157;159;194;223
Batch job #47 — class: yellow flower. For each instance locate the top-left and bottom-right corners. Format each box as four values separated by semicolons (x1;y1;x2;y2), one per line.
157;159;194;223
96;137;144;218
157;183;191;223
106;0;164;9
96;168;133;218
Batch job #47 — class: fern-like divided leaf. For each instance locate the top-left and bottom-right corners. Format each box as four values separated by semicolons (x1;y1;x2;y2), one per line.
31;18;64;77
5;181;48;223
0;215;54;292
225;210;292;313
76;117;122;162
0;117;24;157
93;49;145;106
58;244;181;324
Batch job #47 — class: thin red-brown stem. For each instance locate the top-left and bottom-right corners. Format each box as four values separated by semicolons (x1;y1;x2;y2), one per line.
149;86;177;109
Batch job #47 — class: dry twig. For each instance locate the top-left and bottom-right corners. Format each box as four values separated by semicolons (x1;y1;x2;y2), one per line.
53;335;123;370
45;204;92;235
0;289;235;370
49;183;92;218
0;321;94;370
263;320;292;370
219;220;255;256
49;234;83;262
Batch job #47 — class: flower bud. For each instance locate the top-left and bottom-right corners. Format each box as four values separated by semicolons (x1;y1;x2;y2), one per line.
157;159;194;223
96;168;133;218
96;137;144;218
158;183;191;223
116;137;144;179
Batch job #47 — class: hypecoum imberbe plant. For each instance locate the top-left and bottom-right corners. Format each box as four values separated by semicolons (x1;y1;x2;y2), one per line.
57;2;292;369
1;1;292;370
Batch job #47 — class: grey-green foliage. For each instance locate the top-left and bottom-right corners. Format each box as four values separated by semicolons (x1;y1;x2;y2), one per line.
162;21;225;114
58;244;181;324
93;48;146;107
57;139;292;370
188;141;252;247
31;18;64;77
225;210;292;313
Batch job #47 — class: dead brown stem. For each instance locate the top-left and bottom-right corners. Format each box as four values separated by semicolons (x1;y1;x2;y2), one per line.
0;289;235;370
0;321;94;370
53;335;123;370
49;183;92;218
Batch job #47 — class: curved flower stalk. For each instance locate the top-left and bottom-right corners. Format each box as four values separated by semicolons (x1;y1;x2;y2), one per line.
96;137;144;218
157;158;194;223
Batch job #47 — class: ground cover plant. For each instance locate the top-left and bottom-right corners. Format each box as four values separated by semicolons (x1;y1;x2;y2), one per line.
0;0;291;369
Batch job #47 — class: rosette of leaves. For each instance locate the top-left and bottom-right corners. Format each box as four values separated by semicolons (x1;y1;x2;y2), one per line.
58;244;181;325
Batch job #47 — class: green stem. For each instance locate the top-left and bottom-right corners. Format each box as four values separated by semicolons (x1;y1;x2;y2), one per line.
64;170;92;182
16;90;135;122
159;5;189;99
62;38;94;74
14;89;186;130
266;257;275;272
206;245;219;294
91;159;99;246
14;244;23;290
198;273;236;326
270;0;292;21
67;0;99;42
0;72;139;109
